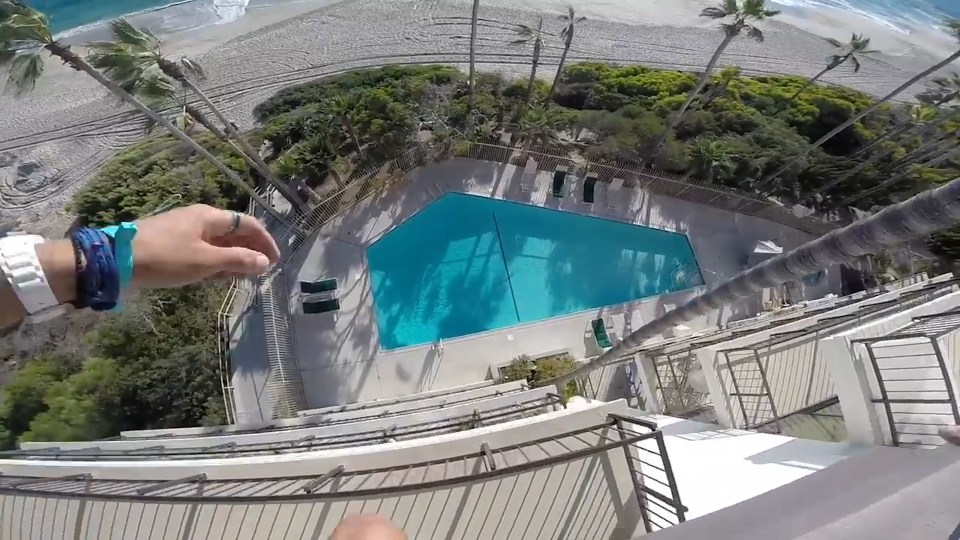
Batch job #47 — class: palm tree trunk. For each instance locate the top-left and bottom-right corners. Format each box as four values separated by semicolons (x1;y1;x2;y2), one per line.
850;122;913;159
805;117;952;199
754;48;960;197
652;32;736;158
524;24;542;110
547;32;573;104
888;134;952;169
185;104;226;139
467;0;480;137
546;172;960;388
344;116;362;157
44;42;301;232
185;105;275;188
176;75;307;214
833;148;960;209
786;65;832;103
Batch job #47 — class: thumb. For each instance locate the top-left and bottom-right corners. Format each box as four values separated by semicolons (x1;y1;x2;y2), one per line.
206;246;271;276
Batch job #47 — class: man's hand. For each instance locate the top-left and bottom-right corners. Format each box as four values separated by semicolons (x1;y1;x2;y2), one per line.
131;204;281;288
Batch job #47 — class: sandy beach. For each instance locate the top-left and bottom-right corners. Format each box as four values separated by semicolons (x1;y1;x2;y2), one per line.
0;0;955;225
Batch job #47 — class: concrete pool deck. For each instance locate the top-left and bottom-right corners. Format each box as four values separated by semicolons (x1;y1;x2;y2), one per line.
232;158;840;416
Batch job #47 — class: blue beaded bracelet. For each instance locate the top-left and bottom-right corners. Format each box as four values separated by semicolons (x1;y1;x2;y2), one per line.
69;227;120;312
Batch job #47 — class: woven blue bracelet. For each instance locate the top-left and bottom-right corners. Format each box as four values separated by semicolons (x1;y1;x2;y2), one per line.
70;227;120;312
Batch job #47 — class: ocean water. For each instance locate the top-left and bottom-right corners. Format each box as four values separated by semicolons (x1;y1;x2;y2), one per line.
367;193;703;350
25;0;251;35
30;0;960;39
772;0;960;35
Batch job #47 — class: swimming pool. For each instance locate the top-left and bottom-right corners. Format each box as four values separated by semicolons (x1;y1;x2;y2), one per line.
367;193;703;350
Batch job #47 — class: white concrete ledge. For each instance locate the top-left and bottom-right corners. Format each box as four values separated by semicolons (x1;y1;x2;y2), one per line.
19;386;560;453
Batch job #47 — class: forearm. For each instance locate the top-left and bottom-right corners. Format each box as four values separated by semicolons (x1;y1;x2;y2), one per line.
0;239;76;329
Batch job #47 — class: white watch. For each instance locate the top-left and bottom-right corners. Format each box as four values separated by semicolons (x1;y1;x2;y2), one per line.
0;233;67;323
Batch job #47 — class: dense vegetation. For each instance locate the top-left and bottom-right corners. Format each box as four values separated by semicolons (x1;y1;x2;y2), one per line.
0;136;252;449
257;63;959;213
500;354;579;401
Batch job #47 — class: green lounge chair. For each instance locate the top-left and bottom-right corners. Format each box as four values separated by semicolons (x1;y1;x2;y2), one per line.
300;278;338;295
592;318;612;349
304;298;340;315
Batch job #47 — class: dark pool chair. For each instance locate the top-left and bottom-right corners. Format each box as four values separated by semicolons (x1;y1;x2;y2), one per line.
552;165;568;198
300;278;338;295
303;298;340;315
591;318;612;349
583;172;598;204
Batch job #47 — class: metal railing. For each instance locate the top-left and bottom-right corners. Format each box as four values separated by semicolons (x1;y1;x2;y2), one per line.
215;280;241;425
719;278;960;430
0;413;685;537
0;395;562;461
853;309;960;448
119;385;535;440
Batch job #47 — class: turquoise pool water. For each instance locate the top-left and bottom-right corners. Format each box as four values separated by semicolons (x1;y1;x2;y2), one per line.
367;193;703;350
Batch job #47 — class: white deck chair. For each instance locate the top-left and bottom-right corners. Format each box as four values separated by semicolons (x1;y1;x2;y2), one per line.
607;177;624;209
520;159;537;192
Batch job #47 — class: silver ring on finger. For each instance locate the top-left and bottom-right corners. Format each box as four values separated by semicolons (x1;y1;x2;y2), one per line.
227;211;242;234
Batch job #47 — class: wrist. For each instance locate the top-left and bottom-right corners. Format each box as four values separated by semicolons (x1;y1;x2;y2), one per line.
35;239;77;305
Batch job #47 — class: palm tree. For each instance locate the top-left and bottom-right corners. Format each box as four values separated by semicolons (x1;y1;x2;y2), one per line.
512;17;546;111
0;1;297;229
467;0;481;136
546;6;586;104
325;94;362;157
687;138;734;183
917;71;960;106
512;108;564;161
831;146;960;210
547;172;960;388
805;104;942;199
785;33;878;104
754;17;960;197
652;0;780;158
698;65;741;108
86;19;306;212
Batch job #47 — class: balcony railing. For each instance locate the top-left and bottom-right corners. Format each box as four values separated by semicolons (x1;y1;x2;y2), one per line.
1;394;563;461
852;309;960;448
0;413;686;536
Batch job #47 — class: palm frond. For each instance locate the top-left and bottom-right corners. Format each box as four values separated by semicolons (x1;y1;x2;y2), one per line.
742;0;766;16
850;54;861;73
0;43;15;66
108;18;155;50
944;18;960;40
0;12;52;44
6;51;43;94
178;55;204;81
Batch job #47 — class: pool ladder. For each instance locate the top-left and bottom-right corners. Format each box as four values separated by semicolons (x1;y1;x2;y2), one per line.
427;183;445;200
